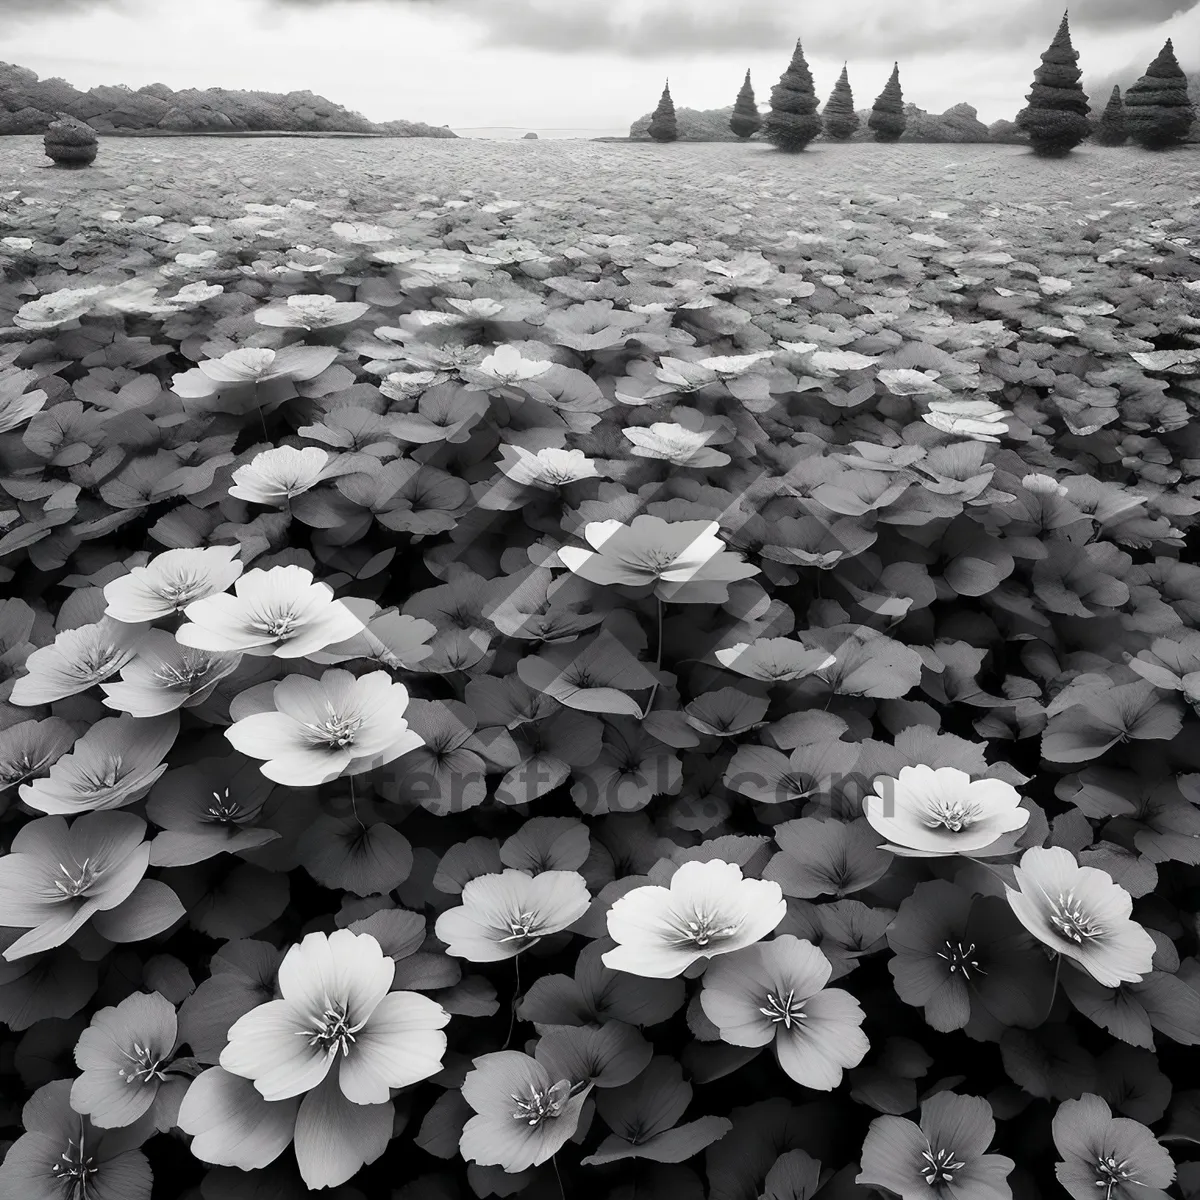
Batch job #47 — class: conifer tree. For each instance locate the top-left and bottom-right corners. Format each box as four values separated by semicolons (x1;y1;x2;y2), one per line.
730;69;763;139
764;38;822;152
648;80;678;143
1125;39;1195;149
868;63;906;142
823;64;860;140
1015;11;1091;156
1094;85;1128;146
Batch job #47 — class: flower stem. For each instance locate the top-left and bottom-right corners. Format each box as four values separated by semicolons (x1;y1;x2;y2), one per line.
349;775;365;832
641;596;664;719
552;1154;566;1200
503;953;522;1050
1042;953;1062;1024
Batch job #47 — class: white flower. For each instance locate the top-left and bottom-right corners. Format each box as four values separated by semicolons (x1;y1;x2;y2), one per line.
476;344;552;384
380;370;440;400
175;565;364;659
197;348;283;384
2;237;33;251
497;446;599;489
922;398;1010;443
225;669;423;786
10;618;149;706
1022;473;1069;497
622;422;730;468
229;446;330;506
602;859;786;979
100;629;241;717
864;765;1030;858
255;294;370;330
13;287;108;331
0;369;47;433
164;282;223;309
104;546;244;624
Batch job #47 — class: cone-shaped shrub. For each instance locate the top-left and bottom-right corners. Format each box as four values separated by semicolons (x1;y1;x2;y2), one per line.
868;63;906;142
764;38;822;152
823;64;860;140
1094;84;1128;146
1125;39;1195;150
648;80;678;143
1015;12;1091;156
730;69;763;139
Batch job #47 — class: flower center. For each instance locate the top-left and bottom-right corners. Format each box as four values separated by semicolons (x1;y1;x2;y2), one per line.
51;1136;99;1199
78;756;124;792
669;909;743;950
53;858;100;899
1048;891;1103;944
251;606;302;639
922;796;981;833
510;1080;573;1127
498;910;540;943
160;572;206;607
1095;1154;1138;1200
153;652;219;689
759;989;806;1029
921;1146;966;1186
307;710;363;750
205;787;260;825
301;1000;365;1058
937;940;986;981
118;1042;169;1086
72;644;121;680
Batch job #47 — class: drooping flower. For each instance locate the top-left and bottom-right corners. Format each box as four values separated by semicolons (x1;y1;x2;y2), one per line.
699;935;868;1089
175;565;364;658
9;618;149;707
228;446;331;506
13;286;109;330
864;765;1030;858
857;1092;1015;1200
557;515;759;604
225;669;424;786
71;991;186;1130
622;422;731;468
459;1051;592;1173
435;869;592;962
496;445;600;490
1005;847;1156;988
99;629;241;717
1052;1094;1175;1200
603;859;786;979
19;714;178;815
103;546;244;624
0;717;77;795
0;1079;152;1200
0;367;47;433
255;293;370;330
715;637;837;682
219;929;450;1102
0;811;153;960
921;398;1011;443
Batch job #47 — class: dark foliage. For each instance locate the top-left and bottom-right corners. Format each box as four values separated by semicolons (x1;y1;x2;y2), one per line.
823;65;860;141
1094;85;1129;146
648;81;679;144
1015;12;1091;157
730;70;763;140
764;38;822;152
1125;39;1196;150
868;62;906;142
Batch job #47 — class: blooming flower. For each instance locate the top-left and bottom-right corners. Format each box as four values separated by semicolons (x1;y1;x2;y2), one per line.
255;293;370;329
71;991;185;1130
435;869;592;961
19;714;178;815
622;422;731;468
103;546;244;624
476;344;553;384
1052;1094;1175;1200
99;629;241;717
459;1051;592;1173
225;669;423;786
0;811;152;960
220;929;450;1103
0;717;76;794
175;565;364;658
13;286;109;330
715;637;837;682
699;935;868;1089
9;618;149;707
557;515;759;605
921;398;1011;443
863;766;1030;858
0;367;47;433
603;859;786;979
228;446;331;506
1004;847;1156;988
0;1080;152;1200
496;445;599;490
857;1092;1015;1200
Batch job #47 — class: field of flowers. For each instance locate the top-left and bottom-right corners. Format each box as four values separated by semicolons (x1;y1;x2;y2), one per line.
1;133;1200;1199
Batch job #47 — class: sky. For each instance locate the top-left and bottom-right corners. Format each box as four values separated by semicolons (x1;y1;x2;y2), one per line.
4;0;1198;131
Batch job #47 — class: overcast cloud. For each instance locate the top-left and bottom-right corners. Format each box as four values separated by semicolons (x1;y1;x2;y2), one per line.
3;0;1196;131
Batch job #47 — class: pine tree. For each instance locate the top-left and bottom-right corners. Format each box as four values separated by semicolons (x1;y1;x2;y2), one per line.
648;80;678;143
1125;39;1195;150
764;38;822;152
1015;11;1091;156
1094;85;1128;146
868;63;906;142
730;69;762;139
823;64;860;140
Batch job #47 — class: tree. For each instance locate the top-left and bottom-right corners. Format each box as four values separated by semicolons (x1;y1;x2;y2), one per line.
648;79;678;143
764;38;822;152
1015;11;1091;156
730;69;762;139
1125;39;1195;150
1094;85;1128;146
868;63;906;142
823;64;860;140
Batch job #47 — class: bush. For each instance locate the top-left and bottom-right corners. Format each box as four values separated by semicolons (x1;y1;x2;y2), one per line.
648;81;679;144
1015;12;1091;156
988;118;1030;144
730;70;762;140
823;65;860;141
1125;39;1196;150
868;62;906;142
1094;85;1129;146
764;38;822;152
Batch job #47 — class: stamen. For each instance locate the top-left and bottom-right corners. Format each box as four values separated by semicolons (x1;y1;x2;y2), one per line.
759;989;806;1029
936;940;986;981
920;1146;966;1185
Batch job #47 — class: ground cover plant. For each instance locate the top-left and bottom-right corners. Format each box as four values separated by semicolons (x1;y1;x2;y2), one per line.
0;135;1199;1199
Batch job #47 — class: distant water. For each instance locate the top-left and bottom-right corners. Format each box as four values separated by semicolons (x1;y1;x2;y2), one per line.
450;126;629;140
